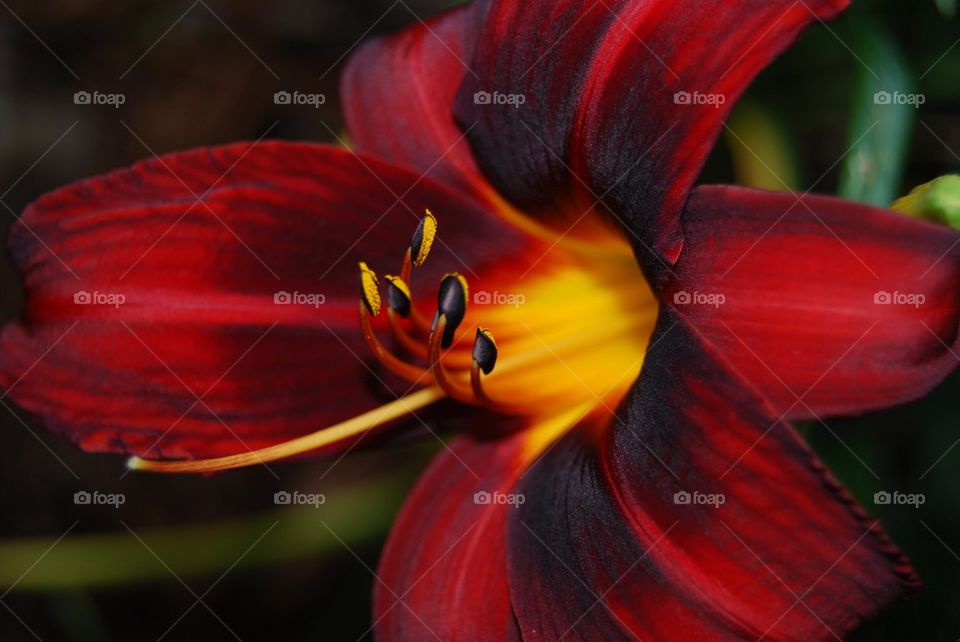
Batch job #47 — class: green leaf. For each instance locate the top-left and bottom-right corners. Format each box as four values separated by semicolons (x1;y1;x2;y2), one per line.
838;22;916;206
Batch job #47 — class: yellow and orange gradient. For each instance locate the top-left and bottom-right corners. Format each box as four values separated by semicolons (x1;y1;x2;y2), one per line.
129;210;659;473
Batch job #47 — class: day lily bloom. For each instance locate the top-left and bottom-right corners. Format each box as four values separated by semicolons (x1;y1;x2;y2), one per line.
2;0;960;639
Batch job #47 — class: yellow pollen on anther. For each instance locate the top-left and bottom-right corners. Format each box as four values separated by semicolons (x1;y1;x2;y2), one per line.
385;275;411;301
358;261;381;316
412;210;437;267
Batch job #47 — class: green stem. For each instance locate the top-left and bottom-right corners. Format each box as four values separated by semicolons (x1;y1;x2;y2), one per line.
0;479;407;592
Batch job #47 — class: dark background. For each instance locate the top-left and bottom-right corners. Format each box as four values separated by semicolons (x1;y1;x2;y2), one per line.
0;0;958;640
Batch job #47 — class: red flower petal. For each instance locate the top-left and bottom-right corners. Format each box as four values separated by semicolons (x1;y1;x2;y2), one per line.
666;185;960;420
373;430;526;642
0;142;528;459
454;0;848;263
507;312;917;640
341;4;496;206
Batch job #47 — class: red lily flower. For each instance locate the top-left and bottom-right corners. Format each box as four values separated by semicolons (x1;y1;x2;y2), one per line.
2;0;959;640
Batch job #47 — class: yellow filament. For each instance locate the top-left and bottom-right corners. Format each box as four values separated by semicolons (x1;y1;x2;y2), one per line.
127;386;446;473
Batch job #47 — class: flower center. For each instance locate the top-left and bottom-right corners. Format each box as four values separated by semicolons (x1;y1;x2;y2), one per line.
129;211;658;473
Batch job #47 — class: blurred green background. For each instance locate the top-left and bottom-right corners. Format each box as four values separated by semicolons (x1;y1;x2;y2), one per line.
0;0;958;640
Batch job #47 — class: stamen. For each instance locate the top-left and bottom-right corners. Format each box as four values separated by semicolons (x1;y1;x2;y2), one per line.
470;361;492;406
427;314;473;403
384;275;412;318
383;273;429;357
358;261;381;316
128;386;445;473
472;327;498;375
429;318;536;416
469;330;538;415
431;273;468;348
356;263;431;383
411;209;437;268
360;302;430;383
400;247;413;285
399;209;438;333
398;249;432;335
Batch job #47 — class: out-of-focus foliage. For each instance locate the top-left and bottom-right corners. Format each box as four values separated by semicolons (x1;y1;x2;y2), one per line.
893;175;960;226
0;479;404;591
838;21;914;206
726;100;800;191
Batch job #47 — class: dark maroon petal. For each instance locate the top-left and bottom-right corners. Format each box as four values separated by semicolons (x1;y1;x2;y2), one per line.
666;185;960;420
506;310;917;641
454;0;849;264
341;4;498;206
374;431;525;642
0;142;531;459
